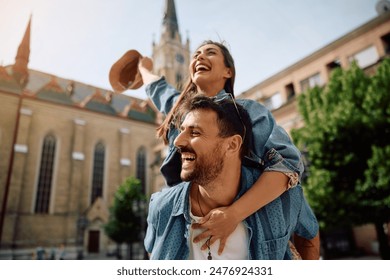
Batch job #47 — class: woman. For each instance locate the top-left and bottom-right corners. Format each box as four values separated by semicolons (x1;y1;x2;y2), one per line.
138;40;303;255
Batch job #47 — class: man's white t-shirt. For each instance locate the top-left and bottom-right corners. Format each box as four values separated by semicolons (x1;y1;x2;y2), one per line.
188;212;249;260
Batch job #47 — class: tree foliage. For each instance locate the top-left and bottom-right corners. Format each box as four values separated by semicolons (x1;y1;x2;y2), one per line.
104;177;146;258
291;58;390;257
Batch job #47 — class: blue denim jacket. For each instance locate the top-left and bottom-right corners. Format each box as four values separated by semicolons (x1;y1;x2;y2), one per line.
146;77;304;187
144;166;319;259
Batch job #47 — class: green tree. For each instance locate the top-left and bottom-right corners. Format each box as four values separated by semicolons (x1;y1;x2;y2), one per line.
291;58;390;259
104;177;146;259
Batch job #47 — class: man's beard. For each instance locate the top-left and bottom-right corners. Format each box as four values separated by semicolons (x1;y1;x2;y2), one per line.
180;144;224;186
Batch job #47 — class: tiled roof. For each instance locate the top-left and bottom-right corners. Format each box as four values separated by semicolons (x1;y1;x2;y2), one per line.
127;105;156;124
0;66;21;94
0;66;157;123
35;76;73;105
79;89;117;115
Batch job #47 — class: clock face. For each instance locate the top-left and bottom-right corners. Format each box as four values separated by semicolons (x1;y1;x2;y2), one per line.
175;53;184;64
376;0;390;14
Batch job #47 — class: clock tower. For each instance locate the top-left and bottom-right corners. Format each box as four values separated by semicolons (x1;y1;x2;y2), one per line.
152;0;190;90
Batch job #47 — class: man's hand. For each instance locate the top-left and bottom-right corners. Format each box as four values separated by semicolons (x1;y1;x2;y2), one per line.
192;207;239;255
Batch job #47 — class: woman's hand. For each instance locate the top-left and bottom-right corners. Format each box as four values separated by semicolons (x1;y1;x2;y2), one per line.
137;57;159;86
192;206;240;255
138;56;153;72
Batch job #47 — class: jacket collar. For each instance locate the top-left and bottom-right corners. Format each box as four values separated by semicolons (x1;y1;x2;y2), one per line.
171;182;192;223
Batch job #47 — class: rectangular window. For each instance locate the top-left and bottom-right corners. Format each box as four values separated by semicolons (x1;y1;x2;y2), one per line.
264;92;283;111
300;73;323;93
327;59;341;72
381;32;390;55
285;83;296;101
349;45;379;68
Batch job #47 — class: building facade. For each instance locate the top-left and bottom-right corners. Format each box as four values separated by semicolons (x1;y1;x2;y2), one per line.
238;11;390;257
239;12;390;135
0;0;190;260
3;0;387;260
0;19;160;260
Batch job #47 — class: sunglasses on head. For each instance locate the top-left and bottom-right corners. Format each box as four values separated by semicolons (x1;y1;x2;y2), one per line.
211;93;247;144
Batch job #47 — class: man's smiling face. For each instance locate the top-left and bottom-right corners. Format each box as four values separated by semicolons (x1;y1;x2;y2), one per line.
174;109;225;185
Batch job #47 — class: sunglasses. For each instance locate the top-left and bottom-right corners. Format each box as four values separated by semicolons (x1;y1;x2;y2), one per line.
212;93;247;144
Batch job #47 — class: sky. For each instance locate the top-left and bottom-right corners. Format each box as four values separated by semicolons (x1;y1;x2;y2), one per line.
0;0;381;99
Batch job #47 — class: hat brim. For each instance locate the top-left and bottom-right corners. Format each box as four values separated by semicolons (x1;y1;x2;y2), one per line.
109;49;143;93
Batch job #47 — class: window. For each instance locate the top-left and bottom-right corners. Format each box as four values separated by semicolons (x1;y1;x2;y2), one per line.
91;142;105;204
349;45;379;69
136;147;147;193
327;59;341;72
300;73;323;93
264;92;283;111
176;72;182;84
381;32;390;55
176;72;183;90
285;83;296;101
35;134;56;213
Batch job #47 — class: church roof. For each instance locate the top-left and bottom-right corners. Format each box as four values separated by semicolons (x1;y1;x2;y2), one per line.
0;66;158;124
0;66;21;94
122;99;157;124
1;14;159;125
34;76;73;105
79;89;117;115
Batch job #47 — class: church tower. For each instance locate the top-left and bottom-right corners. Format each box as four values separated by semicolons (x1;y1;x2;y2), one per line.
12;16;31;88
152;0;190;90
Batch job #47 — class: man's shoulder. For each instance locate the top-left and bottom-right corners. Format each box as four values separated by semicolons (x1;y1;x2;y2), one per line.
235;98;272;121
151;182;188;198
236;98;266;109
149;183;189;219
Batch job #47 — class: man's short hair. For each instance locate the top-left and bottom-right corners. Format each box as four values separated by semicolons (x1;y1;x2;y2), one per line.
178;95;252;158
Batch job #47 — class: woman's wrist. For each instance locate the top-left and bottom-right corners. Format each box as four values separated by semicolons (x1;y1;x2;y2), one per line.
225;204;243;224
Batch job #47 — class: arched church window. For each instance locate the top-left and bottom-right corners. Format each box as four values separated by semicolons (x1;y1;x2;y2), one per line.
136;147;147;193
35;134;56;213
91;142;105;204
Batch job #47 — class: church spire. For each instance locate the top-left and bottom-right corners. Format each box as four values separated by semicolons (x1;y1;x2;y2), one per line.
13;15;31;87
162;0;180;40
152;0;190;90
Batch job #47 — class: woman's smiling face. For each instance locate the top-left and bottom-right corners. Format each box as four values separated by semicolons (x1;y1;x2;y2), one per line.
190;43;232;96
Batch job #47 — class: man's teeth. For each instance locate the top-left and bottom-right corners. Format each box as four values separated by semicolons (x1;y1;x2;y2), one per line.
182;154;195;161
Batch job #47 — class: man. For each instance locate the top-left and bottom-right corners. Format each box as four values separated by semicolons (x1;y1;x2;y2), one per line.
144;96;319;259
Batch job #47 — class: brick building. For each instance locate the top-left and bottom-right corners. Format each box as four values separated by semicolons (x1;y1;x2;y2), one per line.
238;9;390;257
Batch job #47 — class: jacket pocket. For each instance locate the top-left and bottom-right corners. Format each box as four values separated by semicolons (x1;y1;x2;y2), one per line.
257;228;291;259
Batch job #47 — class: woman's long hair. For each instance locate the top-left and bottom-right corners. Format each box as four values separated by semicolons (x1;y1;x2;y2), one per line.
157;40;236;143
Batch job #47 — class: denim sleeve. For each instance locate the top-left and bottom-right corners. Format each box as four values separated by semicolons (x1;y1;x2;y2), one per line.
294;188;319;240
144;194;159;253
145;77;180;115
239;99;304;186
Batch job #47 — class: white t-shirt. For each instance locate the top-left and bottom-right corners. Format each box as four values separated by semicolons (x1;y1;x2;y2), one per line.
188;212;249;260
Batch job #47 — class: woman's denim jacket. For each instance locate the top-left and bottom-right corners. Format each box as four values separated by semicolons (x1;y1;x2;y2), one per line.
145;77;304;188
